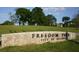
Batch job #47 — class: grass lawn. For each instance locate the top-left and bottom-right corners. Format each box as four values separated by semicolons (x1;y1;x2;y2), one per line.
0;41;79;52
0;25;79;35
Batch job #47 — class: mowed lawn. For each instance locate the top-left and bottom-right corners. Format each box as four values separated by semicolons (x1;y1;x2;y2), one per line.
0;25;79;35
0;41;79;52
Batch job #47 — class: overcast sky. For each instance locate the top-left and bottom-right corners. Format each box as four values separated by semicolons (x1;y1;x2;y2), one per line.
0;7;79;24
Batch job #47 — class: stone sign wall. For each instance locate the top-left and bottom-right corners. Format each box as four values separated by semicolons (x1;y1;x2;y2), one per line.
1;31;76;47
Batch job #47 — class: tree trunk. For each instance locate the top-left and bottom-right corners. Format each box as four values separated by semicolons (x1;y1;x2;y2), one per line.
19;21;21;25
23;22;25;25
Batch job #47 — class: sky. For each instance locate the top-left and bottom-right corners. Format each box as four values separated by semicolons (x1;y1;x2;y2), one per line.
0;7;79;24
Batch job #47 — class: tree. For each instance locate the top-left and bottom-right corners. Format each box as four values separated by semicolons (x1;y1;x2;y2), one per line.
1;20;14;25
9;12;18;25
10;14;18;24
71;13;79;28
15;8;31;25
45;15;57;26
62;16;70;27
31;7;45;25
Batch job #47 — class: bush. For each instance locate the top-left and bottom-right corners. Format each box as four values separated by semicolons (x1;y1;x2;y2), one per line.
1;21;14;25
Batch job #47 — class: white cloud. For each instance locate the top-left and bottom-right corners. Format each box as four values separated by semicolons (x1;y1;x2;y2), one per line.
42;7;65;12
42;7;66;15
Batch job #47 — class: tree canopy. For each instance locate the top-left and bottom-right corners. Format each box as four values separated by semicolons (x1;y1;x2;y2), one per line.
62;16;70;27
45;15;57;26
7;7;79;28
71;13;79;28
15;8;31;25
31;7;45;25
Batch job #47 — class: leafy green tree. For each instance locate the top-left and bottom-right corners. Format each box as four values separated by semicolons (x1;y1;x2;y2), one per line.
45;15;57;26
72;14;79;28
15;8;31;25
62;16;70;27
31;7;45;25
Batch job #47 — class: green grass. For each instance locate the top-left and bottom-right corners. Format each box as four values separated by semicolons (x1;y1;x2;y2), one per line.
0;41;79;52
0;25;79;35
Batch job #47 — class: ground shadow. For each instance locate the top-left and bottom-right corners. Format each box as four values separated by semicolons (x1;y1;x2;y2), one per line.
68;40;79;44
